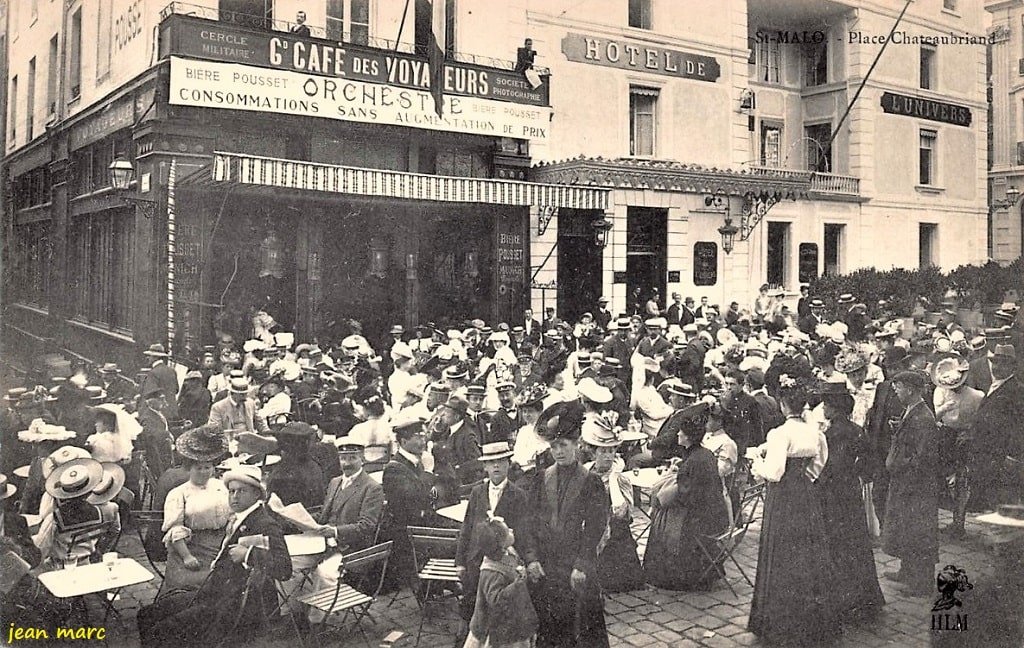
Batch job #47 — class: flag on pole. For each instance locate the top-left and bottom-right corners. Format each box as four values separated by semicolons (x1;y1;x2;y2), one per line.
427;0;446;117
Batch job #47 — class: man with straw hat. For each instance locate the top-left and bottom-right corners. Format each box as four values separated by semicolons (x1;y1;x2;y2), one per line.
137;464;291;648
207;373;270;439
36;456;121;568
140;343;180;421
16;421;77;516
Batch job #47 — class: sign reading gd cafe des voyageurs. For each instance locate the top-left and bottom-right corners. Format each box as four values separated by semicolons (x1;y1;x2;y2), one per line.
159;14;549;107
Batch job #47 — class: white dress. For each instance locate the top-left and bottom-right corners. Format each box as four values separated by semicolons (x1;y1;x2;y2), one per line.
160;478;232;593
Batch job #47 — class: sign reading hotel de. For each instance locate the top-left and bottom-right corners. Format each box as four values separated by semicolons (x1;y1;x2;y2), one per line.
560;33;720;83
161;15;552;140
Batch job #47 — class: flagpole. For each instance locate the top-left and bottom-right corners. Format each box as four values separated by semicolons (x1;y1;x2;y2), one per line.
394;0;411;51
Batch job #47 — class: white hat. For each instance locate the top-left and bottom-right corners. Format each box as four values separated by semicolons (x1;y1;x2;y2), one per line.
243;339;268;353
577;378;613;404
489;331;510;344
390;342;415;362
18;419;76;444
274;332;295;349
222;464;265;495
644;317;666;329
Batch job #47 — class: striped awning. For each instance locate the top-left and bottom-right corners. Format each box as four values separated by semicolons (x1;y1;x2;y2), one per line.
189;152;609;210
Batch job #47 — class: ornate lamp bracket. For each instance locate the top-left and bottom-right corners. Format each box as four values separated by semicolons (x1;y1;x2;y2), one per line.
740;191;781;241
537;205;558;236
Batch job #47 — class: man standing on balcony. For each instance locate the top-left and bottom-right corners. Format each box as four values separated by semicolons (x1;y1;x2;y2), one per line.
289;11;311;36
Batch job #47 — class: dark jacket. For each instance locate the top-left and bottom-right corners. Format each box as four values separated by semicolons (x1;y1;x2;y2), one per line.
318;471;384;551
882;400;939;563
968;375;1024;508
532;462;609;580
177;381;212;428
966;356;992;394
142;363;180;420
432;419;483;502
468;555;539;645
720;391;762;457
266;456;325;509
457;479;537;573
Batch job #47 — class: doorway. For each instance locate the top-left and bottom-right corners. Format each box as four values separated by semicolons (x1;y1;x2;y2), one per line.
557;209;604;322
626;207;667;314
824;224;844;276
919;223;937;268
766;222;790;288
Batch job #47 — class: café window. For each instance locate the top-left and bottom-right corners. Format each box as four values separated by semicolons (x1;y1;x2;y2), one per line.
68;210;135;331
693;242;718;286
327;0;370;45
71;132;132;196
628;0;652;30
760;122;782;167
756;36;780;84
803;39;827;87
629;86;658;157
920;45;935;90
12;166;51;211
919;129;936;185
12;222;50;308
805;122;832;172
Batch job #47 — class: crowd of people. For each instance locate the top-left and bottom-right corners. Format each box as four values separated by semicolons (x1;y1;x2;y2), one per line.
0;286;1022;647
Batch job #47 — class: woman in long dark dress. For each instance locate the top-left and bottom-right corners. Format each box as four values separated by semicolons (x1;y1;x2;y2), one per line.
642;401;730;591
581;414;645;593
748;378;839;645
816;381;884;618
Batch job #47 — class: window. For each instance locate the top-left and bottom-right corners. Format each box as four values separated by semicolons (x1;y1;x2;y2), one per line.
47;35;58;115
919;129;936;185
943;0;957;11
798;243;819;283
919;224;937;268
71;133;131;196
629;87;657;157
766;222;790;287
628;0;652;30
432;148;489;177
69;8;82;99
12;222;50;308
760;123;782;167
96;0;112;79
805;122;832;172
414;0;430;55
326;0;370;45
920;46;935;90
756;37;780;84
824;224;844;276
26;58;36;141
12;166;51;210
9;75;17;142
68;211;135;330
804;39;827;86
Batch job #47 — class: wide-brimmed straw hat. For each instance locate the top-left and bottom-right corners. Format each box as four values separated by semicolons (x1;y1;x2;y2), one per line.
930;356;969;389
87;463;126;505
0;474;17;500
45;458;104;500
478;441;515;461
580;414;621;448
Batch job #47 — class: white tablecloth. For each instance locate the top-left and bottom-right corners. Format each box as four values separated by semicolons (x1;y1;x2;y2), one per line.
38;558;153;598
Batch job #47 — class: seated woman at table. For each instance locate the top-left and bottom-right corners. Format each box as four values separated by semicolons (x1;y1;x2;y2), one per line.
35;457;121;568
86;403;142;465
701;399;739;523
159;425;231;596
642;401;730;591
266;421;325;509
581;414;644;593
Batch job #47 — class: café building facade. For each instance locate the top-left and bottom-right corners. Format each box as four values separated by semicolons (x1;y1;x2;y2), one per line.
3;2;608;368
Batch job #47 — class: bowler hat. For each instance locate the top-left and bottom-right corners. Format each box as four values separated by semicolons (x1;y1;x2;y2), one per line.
989;344;1017;361
98;363;120;374
892;371;927;388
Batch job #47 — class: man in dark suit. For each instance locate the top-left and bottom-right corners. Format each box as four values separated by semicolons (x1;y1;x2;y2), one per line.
138;466;292;647
523;309;542;347
381;417;434;591
680;297;698;327
137;386;175;480
881;371;939;597
966;345;994;394
431;395;483;505
745;369;783;443
289;10;311;36
967;344;1024;511
798;299;827;336
299;436;385;623
600;318;635;382
529;403;610;648
797;285;811;320
455;442;538;631
665;293;684;327
485;382;520;444
594;297;612;332
720;367;763;457
140;344;180;421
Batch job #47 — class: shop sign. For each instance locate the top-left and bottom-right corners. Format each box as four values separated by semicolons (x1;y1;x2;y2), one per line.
69;96;135;150
693;242;718;286
880;92;971;127
161;15;549;107
561;33;720;83
496;213;528;323
169;58;552;141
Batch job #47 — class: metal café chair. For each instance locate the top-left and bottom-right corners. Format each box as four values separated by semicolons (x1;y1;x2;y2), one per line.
407;525;462;646
694;481;766;597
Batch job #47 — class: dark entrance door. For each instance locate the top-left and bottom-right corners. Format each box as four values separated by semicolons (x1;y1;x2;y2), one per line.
557;209;603;322
767;221;790;287
626;207;667;314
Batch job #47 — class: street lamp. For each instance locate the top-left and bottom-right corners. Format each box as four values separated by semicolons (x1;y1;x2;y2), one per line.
992;186;1021;209
591;218;613;248
108;157;157;217
704;190;739;255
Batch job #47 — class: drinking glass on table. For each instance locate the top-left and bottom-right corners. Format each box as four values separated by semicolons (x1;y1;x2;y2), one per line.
103;552;118;572
63;556;79;571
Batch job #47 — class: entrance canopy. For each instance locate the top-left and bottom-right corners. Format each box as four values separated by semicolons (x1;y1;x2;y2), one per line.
182;152;610;210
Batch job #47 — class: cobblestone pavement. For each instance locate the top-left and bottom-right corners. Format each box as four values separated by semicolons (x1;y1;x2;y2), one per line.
62;505;1006;648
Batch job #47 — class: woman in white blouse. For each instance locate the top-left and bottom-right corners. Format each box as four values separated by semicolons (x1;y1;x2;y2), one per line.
349;394;393;470
748;376;839;645
160;425;231;596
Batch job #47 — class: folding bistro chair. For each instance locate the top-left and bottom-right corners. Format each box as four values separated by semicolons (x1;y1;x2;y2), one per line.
695;481;766;597
407;525;462;646
295;541;394;647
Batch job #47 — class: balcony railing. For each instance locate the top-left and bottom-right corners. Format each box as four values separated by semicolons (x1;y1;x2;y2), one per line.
810;171;860;196
159;1;549;74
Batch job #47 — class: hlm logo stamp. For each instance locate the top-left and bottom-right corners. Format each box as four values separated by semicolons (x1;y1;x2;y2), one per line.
931;564;972;632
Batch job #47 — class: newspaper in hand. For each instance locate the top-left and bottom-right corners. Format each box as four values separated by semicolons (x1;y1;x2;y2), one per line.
265;492;320;532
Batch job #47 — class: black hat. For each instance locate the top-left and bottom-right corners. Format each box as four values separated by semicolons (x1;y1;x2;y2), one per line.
176;424;228;462
536;401;584;442
892;370;927;388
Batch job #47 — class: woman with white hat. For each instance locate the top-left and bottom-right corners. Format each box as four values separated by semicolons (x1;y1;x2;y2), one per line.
86;404;142;464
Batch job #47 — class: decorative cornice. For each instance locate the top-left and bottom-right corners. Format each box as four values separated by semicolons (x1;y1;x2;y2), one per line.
530;156;810;200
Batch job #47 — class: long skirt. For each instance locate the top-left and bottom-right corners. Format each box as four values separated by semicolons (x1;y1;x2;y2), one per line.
817;479;885;617
748;459;840;645
158;529;222;598
531;567;608;648
598;518;645;593
642;504;713;591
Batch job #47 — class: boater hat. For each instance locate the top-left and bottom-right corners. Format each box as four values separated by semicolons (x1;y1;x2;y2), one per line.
0;474;17;500
45;458;104;501
478;441;514;462
87;463;126;505
143;343;170;357
222;465;266;495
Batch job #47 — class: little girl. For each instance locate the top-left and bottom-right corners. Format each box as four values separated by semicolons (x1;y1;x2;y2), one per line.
464;518;538;648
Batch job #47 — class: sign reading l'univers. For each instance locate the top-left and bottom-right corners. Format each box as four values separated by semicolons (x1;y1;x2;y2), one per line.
561;33;720;83
880;92;972;127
